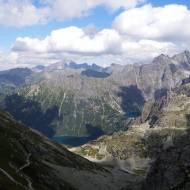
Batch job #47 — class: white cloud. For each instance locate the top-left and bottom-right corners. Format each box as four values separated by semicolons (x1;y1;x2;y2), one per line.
0;0;49;27
11;25;180;66
10;26;124;67
12;37;49;52
100;0;146;10
49;0;146;19
121;39;178;62
0;51;20;70
113;4;190;41
2;3;190;68
0;0;145;27
41;0;146;20
13;27;122;55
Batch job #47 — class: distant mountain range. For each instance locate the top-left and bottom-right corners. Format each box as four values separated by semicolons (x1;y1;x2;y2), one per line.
0;68;32;95
35;61;107;73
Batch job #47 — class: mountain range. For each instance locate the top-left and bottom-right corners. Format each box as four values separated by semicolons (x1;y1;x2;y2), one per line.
1;51;190;139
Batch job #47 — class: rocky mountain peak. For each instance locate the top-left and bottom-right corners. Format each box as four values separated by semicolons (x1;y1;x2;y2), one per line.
173;50;190;65
184;50;190;56
153;54;171;64
46;61;68;71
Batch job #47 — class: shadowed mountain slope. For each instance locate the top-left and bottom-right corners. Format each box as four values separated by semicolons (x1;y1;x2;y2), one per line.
0;109;142;190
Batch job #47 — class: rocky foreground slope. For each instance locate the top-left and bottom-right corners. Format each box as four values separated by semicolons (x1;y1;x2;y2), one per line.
142;81;190;190
0;109;142;190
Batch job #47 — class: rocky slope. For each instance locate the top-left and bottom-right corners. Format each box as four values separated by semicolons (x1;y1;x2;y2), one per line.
142;81;190;190
72;77;190;185
143;132;190;190
0;68;33;95
0;109;142;190
70;123;176;176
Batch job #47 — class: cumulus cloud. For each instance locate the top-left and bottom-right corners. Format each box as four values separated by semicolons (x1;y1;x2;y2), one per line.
48;0;146;20
0;0;49;27
0;51;21;70
2;3;190;68
121;39;178;62
0;0;145;27
113;4;190;41
12;27;122;55
11;25;180;66
99;0;146;10
10;27;124;66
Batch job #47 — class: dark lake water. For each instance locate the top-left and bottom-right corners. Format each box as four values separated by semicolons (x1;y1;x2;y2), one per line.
52;124;105;146
52;136;93;146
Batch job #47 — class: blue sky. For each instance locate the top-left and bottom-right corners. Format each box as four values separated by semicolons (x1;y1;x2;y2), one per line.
0;0;190;69
151;0;190;8
0;6;116;50
1;5;122;50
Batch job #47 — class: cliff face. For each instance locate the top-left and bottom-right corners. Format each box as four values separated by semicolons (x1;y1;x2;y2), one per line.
143;132;190;190
109;52;190;99
143;81;190;190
